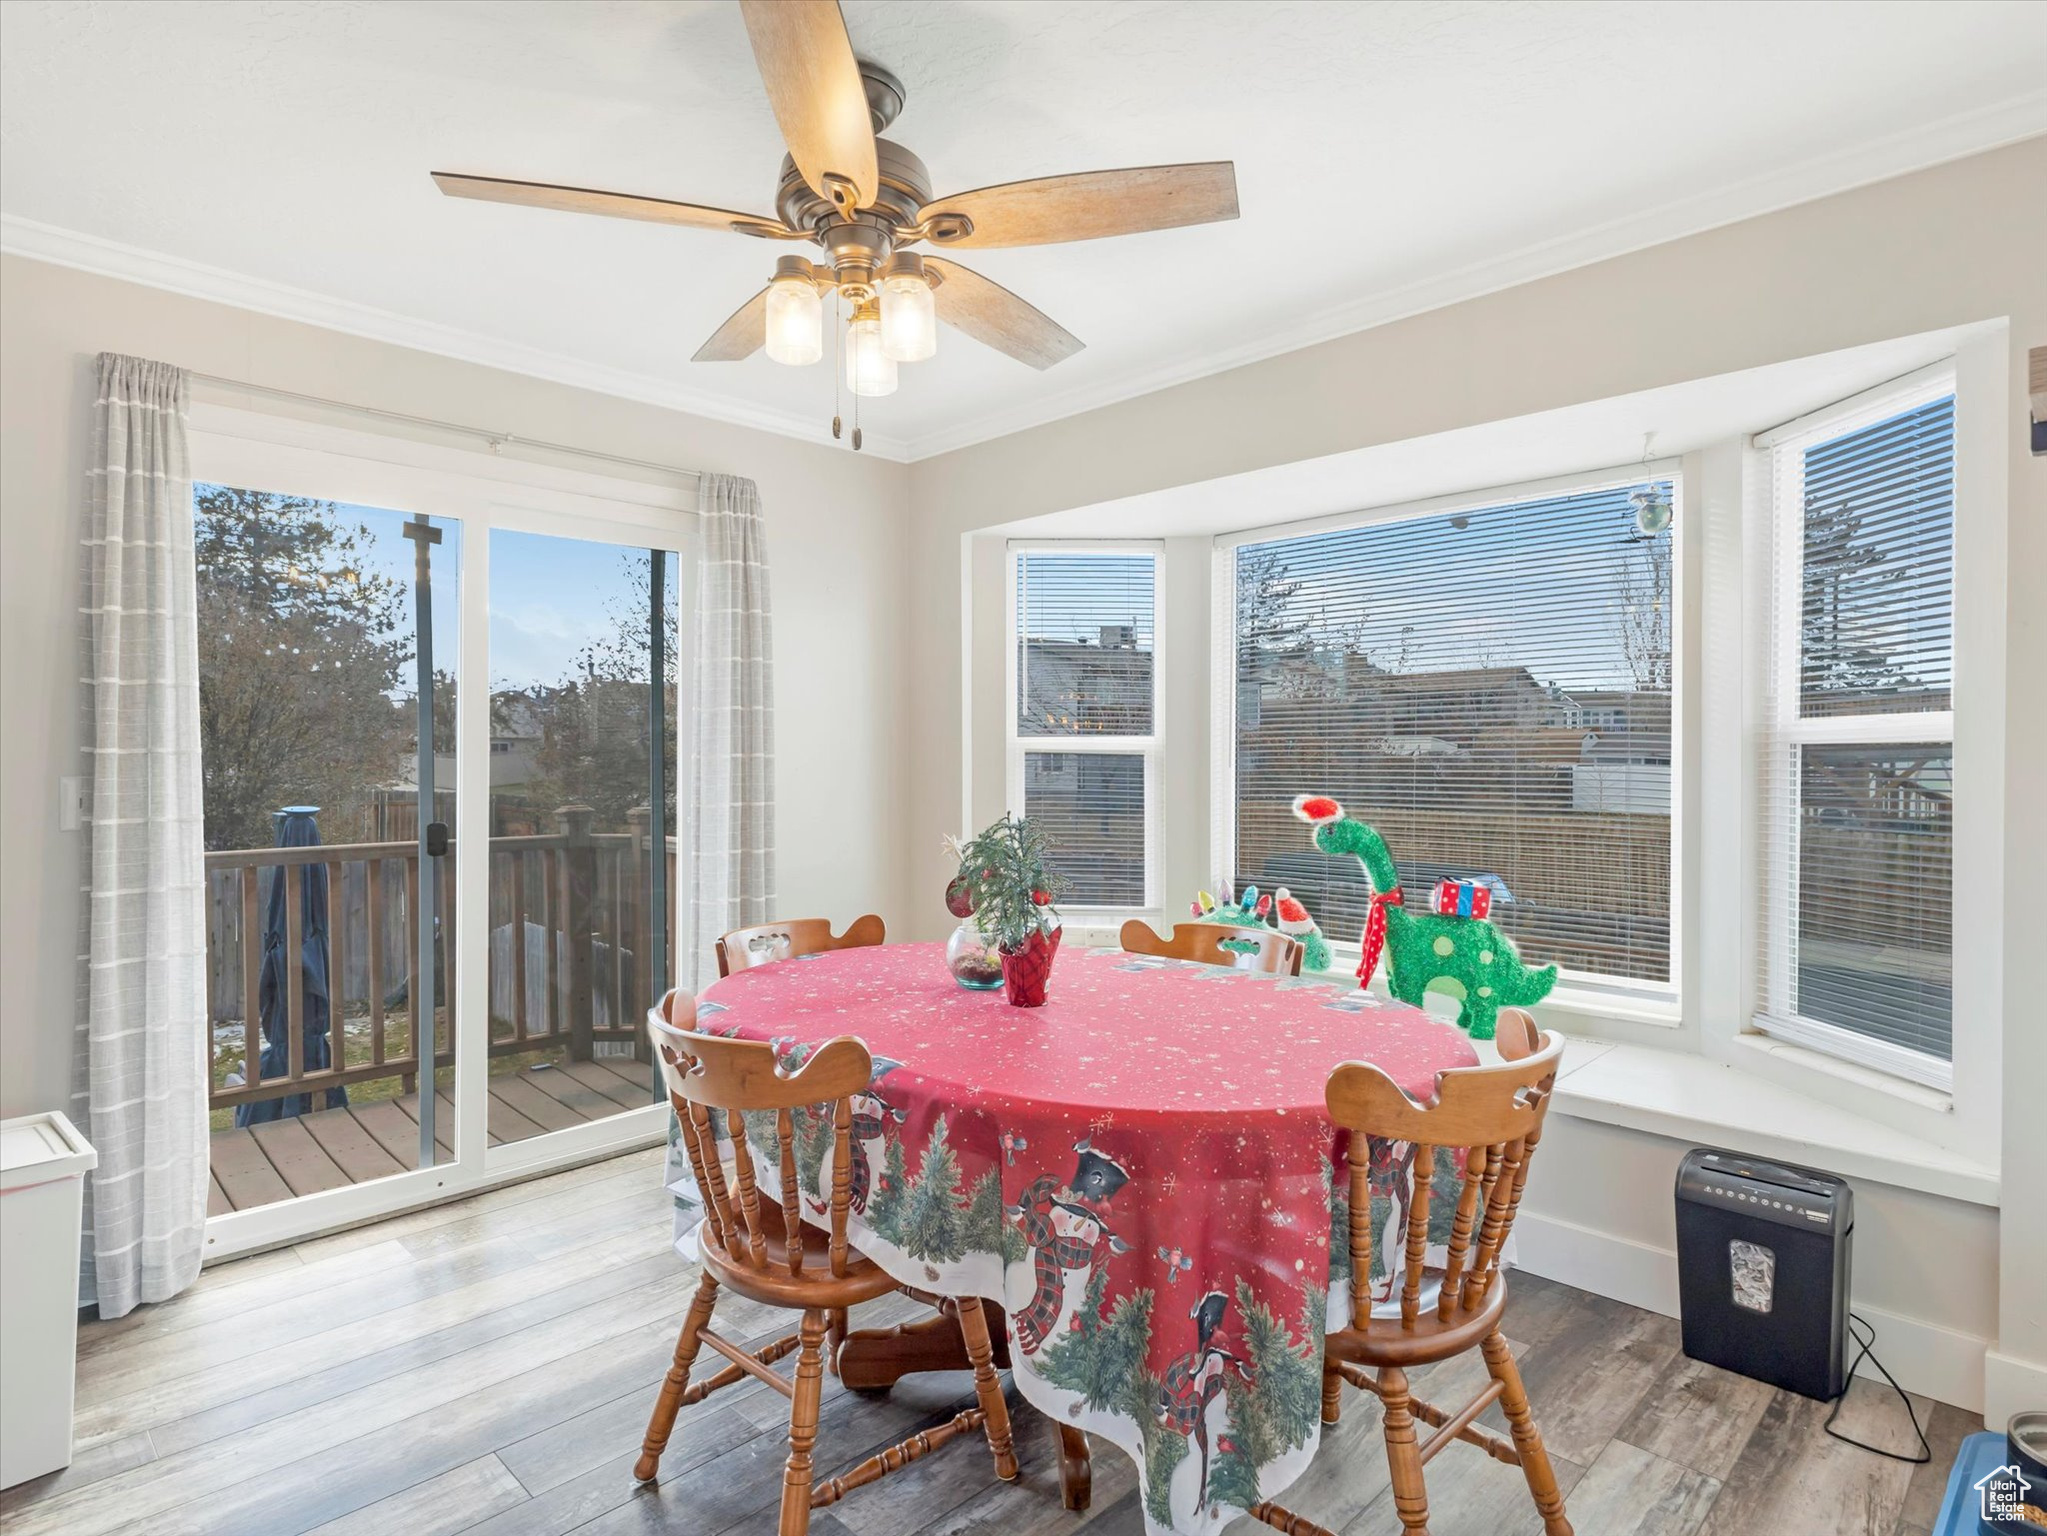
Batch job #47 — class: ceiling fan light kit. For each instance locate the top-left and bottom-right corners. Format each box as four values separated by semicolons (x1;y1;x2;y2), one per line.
430;0;1240;446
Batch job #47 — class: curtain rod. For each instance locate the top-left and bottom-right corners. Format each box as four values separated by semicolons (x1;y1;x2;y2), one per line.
187;370;704;489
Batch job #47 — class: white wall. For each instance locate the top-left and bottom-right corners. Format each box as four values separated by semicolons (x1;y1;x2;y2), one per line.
0;252;913;1121
906;135;2047;1419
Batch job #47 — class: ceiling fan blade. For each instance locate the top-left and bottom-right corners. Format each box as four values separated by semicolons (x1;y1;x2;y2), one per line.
925;258;1082;371
431;173;792;238
738;0;878;214
693;287;771;362
918;162;1239;249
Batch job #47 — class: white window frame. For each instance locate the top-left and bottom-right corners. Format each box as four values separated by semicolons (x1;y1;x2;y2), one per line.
1209;463;1687;1019
187;401;694;1261
1752;367;1958;1091
1005;540;1163;917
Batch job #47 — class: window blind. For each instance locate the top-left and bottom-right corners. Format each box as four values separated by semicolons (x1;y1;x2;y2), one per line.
1022;750;1147;906
1016;553;1155;736
1759;393;1954;1073
1013;551;1156;907
1231;481;1675;985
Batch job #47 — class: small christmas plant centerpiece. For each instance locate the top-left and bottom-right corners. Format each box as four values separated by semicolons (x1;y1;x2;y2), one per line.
952;815;1065;1006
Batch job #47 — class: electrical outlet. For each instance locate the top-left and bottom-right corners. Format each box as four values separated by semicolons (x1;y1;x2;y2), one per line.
59;776;88;831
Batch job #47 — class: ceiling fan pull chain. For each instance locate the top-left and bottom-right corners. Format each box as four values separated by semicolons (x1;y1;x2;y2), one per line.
831;287;843;442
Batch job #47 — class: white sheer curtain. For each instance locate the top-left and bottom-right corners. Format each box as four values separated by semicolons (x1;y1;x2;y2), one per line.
671;472;775;1254
72;353;209;1318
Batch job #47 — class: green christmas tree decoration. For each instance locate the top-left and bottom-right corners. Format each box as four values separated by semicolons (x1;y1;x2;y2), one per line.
964;1168;1028;1266
897;1115;968;1262
1035;1264;1112;1396
1209;1278;1324;1511
866;1132;910;1243
1144;1421;1189;1526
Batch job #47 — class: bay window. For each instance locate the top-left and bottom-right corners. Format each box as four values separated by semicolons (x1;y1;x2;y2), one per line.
1008;546;1160;910
1756;382;1956;1086
1220;473;1679;994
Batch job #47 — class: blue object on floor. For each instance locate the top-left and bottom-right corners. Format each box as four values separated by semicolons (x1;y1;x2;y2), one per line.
1937;1430;2040;1535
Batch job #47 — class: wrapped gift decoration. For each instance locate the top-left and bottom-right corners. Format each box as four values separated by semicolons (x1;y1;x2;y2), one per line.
1431;878;1492;919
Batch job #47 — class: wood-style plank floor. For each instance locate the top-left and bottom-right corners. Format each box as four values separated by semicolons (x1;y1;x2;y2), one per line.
208;1057;658;1213
15;1147;1976;1536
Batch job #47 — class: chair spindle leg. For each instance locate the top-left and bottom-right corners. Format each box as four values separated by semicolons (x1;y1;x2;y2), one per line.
780;1309;827;1536
1482;1329;1572;1535
636;1273;719;1482
957;1295;1019;1480
1379;1364;1432;1535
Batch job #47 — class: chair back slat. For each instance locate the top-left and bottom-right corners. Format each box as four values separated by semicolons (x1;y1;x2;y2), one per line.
716;914;886;978
1434;1143;1488;1323
1346;1136;1375;1332
649;989;873;1282
1325;1009;1563;1335
777;1108;803;1277
1400;1147;1433;1328
1119;919;1302;975
726;1106;771;1268
829;1099;853;1278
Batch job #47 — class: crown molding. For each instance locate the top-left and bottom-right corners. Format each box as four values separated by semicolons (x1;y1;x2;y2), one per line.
901;96;2047;461
6;92;2041;468
0;214;912;463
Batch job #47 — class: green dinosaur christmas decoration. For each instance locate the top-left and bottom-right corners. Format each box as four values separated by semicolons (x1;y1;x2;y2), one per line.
1293;794;1556;1040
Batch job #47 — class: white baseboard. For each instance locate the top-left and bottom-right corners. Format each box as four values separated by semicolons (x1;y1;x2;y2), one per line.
1984;1349;2047;1427
1512;1209;1987;1412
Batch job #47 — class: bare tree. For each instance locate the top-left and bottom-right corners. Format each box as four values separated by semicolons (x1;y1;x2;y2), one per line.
195;485;413;850
1610;533;1673;693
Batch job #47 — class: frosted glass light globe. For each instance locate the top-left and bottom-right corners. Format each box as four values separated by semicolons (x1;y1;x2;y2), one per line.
846;301;898;397
763;272;822;366
880;264;937;362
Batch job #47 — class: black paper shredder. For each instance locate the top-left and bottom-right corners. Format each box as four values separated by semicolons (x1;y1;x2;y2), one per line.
1674;1147;1853;1401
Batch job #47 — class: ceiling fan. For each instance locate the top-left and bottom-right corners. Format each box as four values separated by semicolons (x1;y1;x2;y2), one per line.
431;0;1239;448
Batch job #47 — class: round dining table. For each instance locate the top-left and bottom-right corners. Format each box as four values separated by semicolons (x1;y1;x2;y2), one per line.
677;939;1480;1536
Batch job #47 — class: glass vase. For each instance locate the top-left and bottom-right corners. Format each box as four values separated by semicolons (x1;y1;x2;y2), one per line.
946;917;1005;991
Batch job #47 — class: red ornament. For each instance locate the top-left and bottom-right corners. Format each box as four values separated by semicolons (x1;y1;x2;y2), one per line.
1031;889;1052;906
945;874;976;919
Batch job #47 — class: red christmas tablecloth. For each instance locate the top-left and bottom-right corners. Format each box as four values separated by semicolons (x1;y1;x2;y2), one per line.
665;941;1479;1534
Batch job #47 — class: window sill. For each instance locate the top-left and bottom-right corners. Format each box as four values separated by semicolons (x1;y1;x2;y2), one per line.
1508;1033;1999;1208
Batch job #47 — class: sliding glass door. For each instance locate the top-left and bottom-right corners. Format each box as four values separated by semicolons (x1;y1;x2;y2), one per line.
480;530;681;1151
189;410;691;1252
196;485;464;1211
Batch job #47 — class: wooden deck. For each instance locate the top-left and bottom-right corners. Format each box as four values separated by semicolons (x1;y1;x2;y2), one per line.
206;1055;656;1213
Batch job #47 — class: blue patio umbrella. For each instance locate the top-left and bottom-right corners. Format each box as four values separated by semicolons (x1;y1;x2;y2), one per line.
237;806;347;1125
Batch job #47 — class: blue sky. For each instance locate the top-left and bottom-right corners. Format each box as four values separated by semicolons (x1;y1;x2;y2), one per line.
332;504;675;692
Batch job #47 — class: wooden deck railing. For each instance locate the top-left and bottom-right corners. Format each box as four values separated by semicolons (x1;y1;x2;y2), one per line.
205;803;678;1115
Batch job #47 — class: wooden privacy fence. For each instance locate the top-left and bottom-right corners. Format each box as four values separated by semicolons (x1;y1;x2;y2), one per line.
204;804;679;1115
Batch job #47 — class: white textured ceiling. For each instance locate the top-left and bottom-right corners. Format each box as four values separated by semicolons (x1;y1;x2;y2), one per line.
4;1;2044;460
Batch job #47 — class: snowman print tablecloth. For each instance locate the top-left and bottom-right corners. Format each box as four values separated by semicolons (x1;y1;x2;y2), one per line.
665;942;1480;1536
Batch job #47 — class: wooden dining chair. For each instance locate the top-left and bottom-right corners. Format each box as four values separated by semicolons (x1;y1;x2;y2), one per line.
1248;1009;1571;1536
1119;917;1303;975
716;914;886;978
640;990;1016;1534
